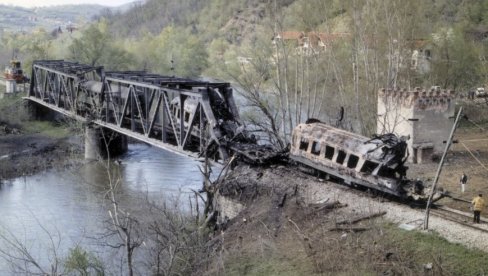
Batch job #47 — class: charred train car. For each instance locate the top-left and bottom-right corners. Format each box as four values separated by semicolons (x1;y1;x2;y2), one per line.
290;122;431;200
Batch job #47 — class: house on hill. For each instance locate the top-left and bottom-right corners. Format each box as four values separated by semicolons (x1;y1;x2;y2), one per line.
66;22;77;33
410;39;433;74
273;31;349;55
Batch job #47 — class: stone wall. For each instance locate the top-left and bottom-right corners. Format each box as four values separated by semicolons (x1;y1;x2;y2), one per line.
377;87;456;163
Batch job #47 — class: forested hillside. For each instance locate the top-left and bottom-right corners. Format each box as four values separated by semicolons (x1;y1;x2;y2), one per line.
0;4;112;31
2;0;488;144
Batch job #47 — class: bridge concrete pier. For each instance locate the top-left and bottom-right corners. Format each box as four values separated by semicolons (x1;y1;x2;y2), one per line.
85;125;102;161
84;125;128;161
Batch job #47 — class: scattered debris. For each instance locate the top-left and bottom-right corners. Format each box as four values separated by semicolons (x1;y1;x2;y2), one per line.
308;200;347;213
336;211;387;225
398;223;417;231
329;226;371;232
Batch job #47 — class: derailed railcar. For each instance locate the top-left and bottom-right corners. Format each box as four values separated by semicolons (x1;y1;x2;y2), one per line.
290;122;431;200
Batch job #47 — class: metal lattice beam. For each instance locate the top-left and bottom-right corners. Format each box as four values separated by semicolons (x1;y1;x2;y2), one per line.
26;60;239;162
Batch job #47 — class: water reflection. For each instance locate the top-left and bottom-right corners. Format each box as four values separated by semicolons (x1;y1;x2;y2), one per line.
120;143;203;195
0;143;208;273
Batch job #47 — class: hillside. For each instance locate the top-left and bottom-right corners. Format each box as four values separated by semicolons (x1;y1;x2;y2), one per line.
0;4;118;32
105;0;274;41
104;0;488;43
4;0;488;136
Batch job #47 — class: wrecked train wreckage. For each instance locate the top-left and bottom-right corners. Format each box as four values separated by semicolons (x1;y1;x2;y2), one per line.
28;61;440;201
290;122;443;201
28;60;284;165
166;84;288;165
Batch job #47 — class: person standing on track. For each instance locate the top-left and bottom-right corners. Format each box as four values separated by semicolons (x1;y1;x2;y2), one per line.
460;172;468;193
471;193;485;223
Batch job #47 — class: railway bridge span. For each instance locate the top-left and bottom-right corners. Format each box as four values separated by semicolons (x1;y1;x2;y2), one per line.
24;60;266;163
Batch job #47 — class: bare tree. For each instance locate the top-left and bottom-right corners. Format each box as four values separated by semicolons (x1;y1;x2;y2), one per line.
0;215;63;275
96;130;143;276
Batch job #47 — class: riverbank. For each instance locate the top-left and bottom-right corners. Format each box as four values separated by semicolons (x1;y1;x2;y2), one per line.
0;91;83;180
0;130;83;180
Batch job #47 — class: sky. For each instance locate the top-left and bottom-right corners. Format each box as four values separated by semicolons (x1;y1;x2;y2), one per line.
0;0;136;7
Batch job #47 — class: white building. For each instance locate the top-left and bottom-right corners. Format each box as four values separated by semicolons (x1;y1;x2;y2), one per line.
377;87;456;163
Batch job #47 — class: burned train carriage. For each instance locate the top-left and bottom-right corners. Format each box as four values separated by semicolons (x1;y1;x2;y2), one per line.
290;122;424;199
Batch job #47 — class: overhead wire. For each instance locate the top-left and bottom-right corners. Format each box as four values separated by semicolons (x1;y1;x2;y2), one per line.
459;142;488;173
456;116;488;173
465;117;486;132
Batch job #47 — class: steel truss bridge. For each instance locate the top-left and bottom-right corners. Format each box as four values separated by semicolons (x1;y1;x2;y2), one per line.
25;60;269;162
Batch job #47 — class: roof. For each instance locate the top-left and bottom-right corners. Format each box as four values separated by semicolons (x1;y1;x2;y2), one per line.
274;31;350;49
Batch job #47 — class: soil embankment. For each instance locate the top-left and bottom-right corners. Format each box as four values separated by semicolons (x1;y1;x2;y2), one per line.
199;163;488;275
0;123;82;180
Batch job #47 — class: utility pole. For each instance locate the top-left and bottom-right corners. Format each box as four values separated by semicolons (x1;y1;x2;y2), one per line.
423;107;463;230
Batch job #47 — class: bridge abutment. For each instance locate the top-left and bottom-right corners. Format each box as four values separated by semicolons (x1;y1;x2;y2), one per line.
84;125;128;161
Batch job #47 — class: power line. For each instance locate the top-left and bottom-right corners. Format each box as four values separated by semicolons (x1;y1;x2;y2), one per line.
466;117;487;132
460;142;488;173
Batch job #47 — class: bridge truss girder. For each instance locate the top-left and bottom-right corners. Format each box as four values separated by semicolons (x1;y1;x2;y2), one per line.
27;60;241;161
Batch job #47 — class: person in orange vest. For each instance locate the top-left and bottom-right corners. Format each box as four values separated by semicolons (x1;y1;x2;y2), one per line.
471;194;486;223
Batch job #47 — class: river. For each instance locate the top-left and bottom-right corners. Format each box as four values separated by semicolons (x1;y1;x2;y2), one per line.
0;142;207;274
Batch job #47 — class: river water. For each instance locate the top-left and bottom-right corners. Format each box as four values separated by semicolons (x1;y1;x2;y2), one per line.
0;143;207;274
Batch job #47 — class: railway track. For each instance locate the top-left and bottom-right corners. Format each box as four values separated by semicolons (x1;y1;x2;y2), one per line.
327;177;488;233
334;180;488;233
276;164;488;236
430;205;488;233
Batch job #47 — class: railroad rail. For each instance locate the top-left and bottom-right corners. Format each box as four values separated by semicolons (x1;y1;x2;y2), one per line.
430;205;488;233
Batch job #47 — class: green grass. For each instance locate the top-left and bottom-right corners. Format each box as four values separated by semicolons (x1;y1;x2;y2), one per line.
223;252;315;276
219;222;488;276
0;90;74;138
0;91;23;107
22;120;72;138
0;92;29;126
383;223;488;275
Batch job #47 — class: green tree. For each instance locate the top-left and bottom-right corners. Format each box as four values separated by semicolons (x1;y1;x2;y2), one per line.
69;20;133;70
430;27;481;89
64;246;105;276
0;28;55;74
20;28;53;72
129;26;208;77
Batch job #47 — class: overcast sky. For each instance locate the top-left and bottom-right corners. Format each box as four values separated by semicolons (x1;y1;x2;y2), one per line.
0;0;136;7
